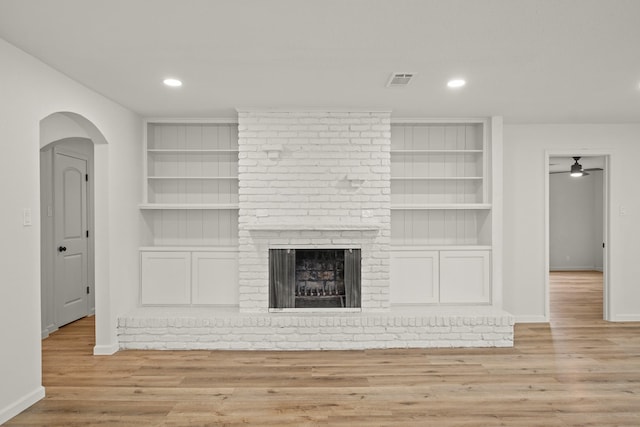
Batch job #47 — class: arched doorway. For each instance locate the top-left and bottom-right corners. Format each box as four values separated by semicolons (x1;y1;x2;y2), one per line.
39;112;113;354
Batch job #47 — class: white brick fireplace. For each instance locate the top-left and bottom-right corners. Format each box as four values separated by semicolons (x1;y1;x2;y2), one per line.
120;110;514;350
237;109;391;313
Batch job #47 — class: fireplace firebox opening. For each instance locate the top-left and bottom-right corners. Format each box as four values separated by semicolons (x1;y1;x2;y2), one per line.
269;248;361;309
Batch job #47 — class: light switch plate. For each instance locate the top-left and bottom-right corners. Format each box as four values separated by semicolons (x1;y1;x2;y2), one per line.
23;208;32;226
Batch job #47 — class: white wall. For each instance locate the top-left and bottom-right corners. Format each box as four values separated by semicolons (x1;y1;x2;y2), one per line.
0;38;141;423
504;124;640;322
549;170;603;270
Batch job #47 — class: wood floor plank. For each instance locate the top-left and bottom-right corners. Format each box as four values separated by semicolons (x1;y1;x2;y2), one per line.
6;270;640;425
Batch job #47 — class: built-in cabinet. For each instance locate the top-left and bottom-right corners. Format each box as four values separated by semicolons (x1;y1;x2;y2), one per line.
390;121;493;306
140;251;191;305
390;248;490;305
390;250;440;304
140;249;238;306
140;121;239;306
439;250;490;303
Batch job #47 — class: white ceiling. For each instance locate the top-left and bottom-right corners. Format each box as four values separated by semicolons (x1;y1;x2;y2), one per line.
1;0;639;122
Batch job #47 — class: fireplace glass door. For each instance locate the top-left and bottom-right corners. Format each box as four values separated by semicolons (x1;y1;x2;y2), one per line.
269;249;361;309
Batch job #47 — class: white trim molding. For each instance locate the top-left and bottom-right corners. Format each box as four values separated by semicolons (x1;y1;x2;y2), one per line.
514;315;549;323
0;386;45;425
610;314;640;322
93;343;119;355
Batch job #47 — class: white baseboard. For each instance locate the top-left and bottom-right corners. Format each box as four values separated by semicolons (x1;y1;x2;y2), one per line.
0;386;45;425
41;324;58;339
609;314;640;322
514;314;548;323
93;342;119;355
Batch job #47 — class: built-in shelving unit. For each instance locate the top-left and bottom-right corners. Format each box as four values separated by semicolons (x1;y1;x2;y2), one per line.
139;120;240;307
390;121;489;243
141;121;239;247
390;120;494;306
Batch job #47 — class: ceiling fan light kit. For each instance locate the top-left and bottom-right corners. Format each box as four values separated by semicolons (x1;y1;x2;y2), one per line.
570;157;588;177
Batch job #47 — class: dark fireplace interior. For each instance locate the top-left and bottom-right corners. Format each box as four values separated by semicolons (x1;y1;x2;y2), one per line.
295;249;345;308
269;248;361;309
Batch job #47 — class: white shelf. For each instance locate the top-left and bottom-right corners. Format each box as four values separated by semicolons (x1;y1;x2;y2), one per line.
245;223;381;231
147;176;238;180
391;245;492;251
391;149;482;154
148;149;238;153
391;204;491;210
139;203;239;210
139;246;239;252
391;176;483;181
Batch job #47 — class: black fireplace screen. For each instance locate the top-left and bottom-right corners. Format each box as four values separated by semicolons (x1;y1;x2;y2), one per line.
269;249;361;309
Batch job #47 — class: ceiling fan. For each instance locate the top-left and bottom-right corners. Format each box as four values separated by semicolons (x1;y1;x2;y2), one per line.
549;156;601;177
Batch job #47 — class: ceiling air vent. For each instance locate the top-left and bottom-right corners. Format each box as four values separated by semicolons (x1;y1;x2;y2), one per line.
386;72;416;87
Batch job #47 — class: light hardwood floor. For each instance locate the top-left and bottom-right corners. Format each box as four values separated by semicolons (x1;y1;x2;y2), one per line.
7;271;640;426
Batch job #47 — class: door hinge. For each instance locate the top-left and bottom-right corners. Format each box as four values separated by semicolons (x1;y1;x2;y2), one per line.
86;230;89;238
603;242;605;248
85;174;88;182
86;286;90;295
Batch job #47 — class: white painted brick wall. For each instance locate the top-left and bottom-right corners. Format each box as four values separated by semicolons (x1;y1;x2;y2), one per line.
237;110;391;313
118;311;515;350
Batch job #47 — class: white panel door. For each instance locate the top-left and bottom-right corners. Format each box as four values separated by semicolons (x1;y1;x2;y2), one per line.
390;250;439;304
54;151;88;326
141;251;191;305
192;251;239;305
439;250;491;304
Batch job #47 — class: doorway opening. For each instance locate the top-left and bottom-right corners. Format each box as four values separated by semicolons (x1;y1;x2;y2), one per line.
546;153;610;321
40;138;94;336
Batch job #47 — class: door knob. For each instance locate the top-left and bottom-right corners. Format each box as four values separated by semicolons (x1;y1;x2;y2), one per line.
58;246;67;252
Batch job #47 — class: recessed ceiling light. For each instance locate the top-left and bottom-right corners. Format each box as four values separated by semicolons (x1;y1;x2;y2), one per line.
163;78;182;87
447;79;466;88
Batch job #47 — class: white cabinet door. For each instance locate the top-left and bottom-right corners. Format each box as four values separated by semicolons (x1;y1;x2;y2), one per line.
390;250;439;304
141;252;191;305
192;252;239;305
439;250;490;304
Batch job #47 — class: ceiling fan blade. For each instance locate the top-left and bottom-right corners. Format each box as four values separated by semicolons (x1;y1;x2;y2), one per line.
549;170;595;175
